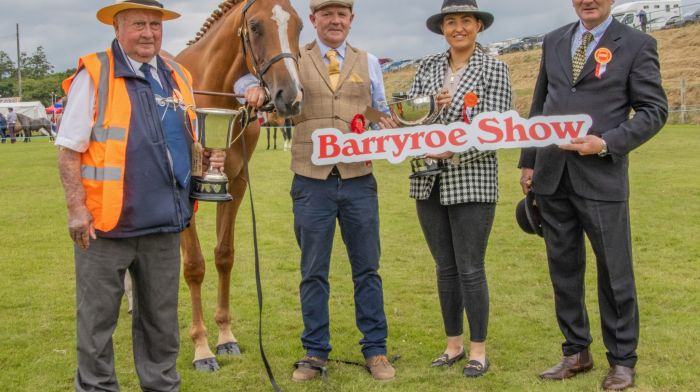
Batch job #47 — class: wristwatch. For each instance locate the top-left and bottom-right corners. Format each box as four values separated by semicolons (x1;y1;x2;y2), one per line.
598;139;609;157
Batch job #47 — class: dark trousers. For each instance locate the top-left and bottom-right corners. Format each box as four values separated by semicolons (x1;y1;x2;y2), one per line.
8;123;16;143
292;173;387;360
416;183;495;342
74;233;182;392
535;171;639;368
0;126;6;142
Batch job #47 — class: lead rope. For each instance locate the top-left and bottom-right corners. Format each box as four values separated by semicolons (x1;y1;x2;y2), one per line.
238;107;283;392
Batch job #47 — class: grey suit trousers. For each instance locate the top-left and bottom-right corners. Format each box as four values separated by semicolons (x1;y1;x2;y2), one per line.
535;170;639;368
74;233;181;392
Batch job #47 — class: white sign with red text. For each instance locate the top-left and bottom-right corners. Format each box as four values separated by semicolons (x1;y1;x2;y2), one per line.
311;110;592;166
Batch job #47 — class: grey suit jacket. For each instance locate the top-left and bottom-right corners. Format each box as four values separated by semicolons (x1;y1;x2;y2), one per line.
519;19;668;201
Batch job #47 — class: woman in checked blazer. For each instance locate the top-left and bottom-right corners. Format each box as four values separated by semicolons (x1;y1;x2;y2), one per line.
402;0;512;377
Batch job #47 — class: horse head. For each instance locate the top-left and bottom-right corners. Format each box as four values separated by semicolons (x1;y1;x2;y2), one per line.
240;0;304;117
177;0;303;117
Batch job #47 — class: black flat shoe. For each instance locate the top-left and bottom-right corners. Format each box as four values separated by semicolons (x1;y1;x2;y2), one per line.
463;359;490;377
431;351;465;367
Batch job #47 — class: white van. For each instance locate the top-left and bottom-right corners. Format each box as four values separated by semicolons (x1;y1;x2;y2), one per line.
613;0;681;30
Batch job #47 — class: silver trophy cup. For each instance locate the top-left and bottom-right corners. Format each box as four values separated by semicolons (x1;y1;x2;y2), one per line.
191;108;241;202
387;95;447;178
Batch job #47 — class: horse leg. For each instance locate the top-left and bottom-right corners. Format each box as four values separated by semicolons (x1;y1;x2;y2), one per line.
273;127;278;150
266;127;270;150
181;219;221;372
212;174;247;356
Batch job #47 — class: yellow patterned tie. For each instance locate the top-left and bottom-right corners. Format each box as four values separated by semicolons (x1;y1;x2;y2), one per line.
572;32;594;81
326;49;340;90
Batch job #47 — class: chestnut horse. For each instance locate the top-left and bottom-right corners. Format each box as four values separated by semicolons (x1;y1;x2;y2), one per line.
175;0;303;371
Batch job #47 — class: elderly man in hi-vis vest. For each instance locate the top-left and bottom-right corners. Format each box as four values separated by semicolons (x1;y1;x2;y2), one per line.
56;1;224;390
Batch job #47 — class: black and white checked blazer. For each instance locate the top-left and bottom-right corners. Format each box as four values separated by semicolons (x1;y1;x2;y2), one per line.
407;47;512;205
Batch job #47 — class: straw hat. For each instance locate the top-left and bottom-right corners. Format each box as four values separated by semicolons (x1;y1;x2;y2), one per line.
97;0;180;25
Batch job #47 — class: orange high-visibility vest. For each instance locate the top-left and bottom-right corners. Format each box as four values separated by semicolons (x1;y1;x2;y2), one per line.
62;50;197;232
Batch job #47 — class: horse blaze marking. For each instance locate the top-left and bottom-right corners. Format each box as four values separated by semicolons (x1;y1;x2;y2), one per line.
271;5;302;97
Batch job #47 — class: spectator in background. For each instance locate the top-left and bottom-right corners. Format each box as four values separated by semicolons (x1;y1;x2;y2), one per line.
637;9;647;32
7;107;18;144
0;112;7;143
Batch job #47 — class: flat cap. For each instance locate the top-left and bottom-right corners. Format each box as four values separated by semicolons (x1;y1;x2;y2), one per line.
310;0;354;12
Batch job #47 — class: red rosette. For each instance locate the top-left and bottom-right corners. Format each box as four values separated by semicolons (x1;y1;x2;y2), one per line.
464;92;479;108
351;114;366;134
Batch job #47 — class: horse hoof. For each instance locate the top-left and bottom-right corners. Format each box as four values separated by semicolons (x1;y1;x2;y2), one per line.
193;357;220;372
216;342;241;356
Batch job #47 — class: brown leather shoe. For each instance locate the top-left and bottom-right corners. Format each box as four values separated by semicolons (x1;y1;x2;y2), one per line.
365;355;396;381
602;365;635;390
539;350;593;380
292;356;327;382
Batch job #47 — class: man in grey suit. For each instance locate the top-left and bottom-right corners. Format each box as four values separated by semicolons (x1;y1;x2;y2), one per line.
519;0;668;390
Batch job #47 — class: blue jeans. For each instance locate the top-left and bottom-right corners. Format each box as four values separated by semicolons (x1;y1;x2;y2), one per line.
291;173;387;360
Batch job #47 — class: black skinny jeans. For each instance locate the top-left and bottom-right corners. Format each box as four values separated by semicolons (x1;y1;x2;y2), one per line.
416;182;496;342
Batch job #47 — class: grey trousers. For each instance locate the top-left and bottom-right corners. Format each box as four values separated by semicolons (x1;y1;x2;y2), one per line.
416;183;496;342
74;233;181;392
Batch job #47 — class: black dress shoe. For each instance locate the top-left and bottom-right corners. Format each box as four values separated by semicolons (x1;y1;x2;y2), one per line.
463;359;489;377
602;365;635;390
431;351;465;367
539;349;593;380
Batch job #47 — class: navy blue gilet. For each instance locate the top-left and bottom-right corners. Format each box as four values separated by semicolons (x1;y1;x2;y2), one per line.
139;63;191;188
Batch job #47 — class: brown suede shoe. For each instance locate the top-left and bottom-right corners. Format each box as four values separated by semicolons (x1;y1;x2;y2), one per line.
365;355;396;381
602;365;635;390
539;349;593;380
292;356;327;382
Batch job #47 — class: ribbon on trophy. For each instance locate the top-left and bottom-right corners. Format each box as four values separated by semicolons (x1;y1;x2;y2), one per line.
594;48;612;79
154;89;204;178
463;92;479;124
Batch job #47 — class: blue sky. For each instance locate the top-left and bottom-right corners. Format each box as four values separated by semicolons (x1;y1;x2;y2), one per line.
0;0;696;71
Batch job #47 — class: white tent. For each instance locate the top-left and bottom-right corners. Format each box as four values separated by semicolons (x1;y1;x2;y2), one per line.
0;101;49;121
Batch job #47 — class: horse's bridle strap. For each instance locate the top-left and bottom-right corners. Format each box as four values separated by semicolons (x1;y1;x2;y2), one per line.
239;0;297;83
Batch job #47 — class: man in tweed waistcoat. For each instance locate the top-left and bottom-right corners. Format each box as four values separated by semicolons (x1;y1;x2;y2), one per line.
237;0;395;382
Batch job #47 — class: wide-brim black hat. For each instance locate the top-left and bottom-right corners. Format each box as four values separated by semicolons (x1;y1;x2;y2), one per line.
426;0;494;35
516;192;543;237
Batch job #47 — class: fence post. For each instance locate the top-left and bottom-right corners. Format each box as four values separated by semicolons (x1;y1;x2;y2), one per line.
680;78;687;124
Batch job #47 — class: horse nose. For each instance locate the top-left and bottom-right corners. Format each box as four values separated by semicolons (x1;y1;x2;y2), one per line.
273;86;303;117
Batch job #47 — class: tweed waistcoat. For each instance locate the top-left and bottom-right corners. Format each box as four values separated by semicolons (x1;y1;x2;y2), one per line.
292;41;372;180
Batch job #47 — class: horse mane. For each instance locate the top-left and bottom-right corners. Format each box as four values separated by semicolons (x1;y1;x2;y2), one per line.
187;0;243;46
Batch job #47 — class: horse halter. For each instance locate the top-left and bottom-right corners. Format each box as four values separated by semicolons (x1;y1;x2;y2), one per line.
238;0;298;91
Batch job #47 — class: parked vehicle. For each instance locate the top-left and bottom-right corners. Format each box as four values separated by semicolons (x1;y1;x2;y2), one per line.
613;0;681;30
500;40;528;54
662;15;682;28
648;15;671;31
682;8;700;24
522;34;544;49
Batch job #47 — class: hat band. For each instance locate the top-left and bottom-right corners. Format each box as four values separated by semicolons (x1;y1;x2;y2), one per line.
441;5;479;13
122;0;164;9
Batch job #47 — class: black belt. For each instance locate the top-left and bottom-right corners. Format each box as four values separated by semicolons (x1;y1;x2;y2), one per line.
329;166;341;176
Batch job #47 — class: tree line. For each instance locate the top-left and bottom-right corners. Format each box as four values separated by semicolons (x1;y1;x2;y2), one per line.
0;46;73;107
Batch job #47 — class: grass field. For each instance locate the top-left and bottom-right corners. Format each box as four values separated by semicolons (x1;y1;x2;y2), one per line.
0;126;698;392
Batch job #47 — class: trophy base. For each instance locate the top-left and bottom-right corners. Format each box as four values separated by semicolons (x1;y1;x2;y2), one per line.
191;177;233;202
409;158;448;179
409;168;445;179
